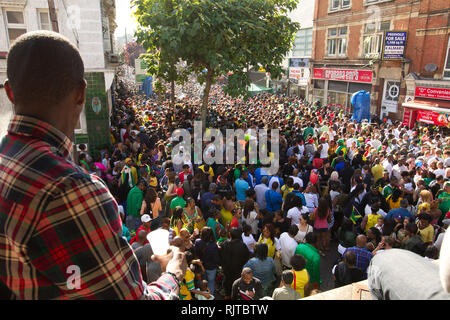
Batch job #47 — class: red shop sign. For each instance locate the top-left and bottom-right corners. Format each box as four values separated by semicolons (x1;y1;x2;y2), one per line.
402;109;413;128
313;68;373;83
416;109;450;127
415;87;450;101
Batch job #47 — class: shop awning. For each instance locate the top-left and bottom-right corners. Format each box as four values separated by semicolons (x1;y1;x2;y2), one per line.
402;99;450;113
402;99;450;127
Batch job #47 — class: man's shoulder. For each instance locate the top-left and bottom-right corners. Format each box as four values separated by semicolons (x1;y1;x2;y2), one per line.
0;141;93;203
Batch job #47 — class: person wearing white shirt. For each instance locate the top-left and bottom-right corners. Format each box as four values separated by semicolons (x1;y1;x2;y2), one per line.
287;197;309;226
383;156;394;177
290;169;303;190
242;224;257;254
318;138;329;160
279;226;300;268
269;175;282;194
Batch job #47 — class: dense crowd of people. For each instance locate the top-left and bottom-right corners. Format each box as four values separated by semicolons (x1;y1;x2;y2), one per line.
4;31;448;301
74;76;450;300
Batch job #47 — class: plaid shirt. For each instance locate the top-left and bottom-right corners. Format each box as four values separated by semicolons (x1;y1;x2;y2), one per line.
343;246;373;278
0;115;178;300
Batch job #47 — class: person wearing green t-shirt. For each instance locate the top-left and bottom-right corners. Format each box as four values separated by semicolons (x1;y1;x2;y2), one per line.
437;182;450;224
294;232;321;288
126;179;146;232
170;188;187;217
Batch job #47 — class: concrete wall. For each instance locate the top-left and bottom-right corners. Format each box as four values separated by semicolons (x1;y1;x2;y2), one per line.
0;0;112;139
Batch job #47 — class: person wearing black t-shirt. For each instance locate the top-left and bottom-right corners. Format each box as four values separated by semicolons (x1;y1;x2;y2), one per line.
231;267;264;300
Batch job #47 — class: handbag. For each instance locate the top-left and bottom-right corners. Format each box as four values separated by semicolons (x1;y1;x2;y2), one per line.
274;251;283;276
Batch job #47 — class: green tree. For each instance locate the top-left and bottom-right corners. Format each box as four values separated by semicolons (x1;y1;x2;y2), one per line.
134;0;300;128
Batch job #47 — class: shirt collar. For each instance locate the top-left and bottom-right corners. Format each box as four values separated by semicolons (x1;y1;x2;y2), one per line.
8;115;74;161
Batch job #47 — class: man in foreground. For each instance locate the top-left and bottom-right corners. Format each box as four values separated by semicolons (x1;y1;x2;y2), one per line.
0;31;186;300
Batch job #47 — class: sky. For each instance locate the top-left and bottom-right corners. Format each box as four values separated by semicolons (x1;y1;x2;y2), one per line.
114;0;137;38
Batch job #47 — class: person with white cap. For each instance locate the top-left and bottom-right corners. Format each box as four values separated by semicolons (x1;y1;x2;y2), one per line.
129;214;152;245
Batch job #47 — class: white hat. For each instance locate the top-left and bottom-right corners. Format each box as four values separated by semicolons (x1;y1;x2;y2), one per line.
141;214;152;223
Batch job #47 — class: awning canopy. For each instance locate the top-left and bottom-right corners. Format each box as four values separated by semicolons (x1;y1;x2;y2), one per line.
247;83;274;96
402;98;450;113
402;99;450;127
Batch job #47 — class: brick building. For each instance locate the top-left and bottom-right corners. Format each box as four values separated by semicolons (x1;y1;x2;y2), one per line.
310;0;450;124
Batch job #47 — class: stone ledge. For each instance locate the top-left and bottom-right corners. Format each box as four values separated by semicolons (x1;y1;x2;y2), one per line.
302;280;372;300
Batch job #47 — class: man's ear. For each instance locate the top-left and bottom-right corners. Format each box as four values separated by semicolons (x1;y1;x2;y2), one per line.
76;79;87;106
4;80;15;104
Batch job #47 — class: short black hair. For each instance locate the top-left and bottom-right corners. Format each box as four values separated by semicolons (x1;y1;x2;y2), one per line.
281;270;294;285
305;232;317;245
7;31;84;107
290;254;306;271
344;250;357;266
418;213;432;222
255;243;268;261
289;224;299;237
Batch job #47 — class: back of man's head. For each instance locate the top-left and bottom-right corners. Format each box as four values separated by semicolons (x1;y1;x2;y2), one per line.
281;270;294;286
305;232;317;245
400;198;409;208
344;250;357;267
356;235;367;248
7;31;84;108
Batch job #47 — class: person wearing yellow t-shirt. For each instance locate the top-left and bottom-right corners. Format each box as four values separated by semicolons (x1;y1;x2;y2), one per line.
180;255;213;300
371;159;384;183
361;205;382;233
281;177;294;201
290;254;310;298
199;164;214;182
386;188;402;210
417;213;434;245
258;224;276;258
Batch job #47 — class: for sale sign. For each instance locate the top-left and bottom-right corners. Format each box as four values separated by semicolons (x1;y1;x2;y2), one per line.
382;31;407;60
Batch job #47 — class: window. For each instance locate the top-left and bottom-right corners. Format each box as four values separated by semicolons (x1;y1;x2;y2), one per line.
444;38;450;79
38;10;52;31
292;28;313;58
363;21;390;58
331;0;351;11
327;27;347;57
4;10;26;45
364;0;392;4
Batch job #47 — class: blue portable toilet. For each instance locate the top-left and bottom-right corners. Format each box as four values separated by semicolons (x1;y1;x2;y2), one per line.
140;76;153;97
351;90;371;123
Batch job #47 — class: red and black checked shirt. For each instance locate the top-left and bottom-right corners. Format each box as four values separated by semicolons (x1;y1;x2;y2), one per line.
0;115;178;300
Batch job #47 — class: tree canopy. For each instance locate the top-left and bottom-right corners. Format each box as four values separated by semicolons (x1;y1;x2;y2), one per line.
133;0;300;125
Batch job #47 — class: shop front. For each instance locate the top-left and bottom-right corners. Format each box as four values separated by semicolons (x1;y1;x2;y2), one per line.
401;84;450;128
311;68;373;113
288;58;310;100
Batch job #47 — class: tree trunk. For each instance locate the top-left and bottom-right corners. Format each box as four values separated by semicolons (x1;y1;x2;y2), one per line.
171;79;175;109
201;68;214;131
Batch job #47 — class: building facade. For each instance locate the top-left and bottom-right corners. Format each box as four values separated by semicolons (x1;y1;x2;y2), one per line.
284;0;315;100
0;0;119;158
310;0;450;122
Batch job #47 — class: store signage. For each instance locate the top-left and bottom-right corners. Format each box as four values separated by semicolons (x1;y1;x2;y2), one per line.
402;109;414;128
289;67;310;86
416;109;450;127
415;86;450;101
313;68;373;83
382;31;407;60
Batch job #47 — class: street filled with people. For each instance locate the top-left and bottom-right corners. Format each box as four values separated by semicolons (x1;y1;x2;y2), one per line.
75;75;450;300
